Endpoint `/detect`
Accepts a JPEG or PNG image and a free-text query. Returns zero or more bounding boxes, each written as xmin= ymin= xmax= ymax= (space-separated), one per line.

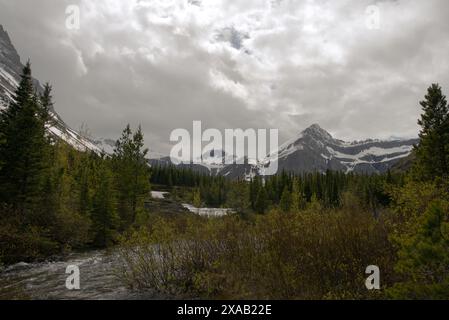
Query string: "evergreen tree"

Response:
xmin=112 ymin=125 xmax=151 ymax=228
xmin=39 ymin=83 xmax=53 ymax=125
xmin=414 ymin=84 xmax=449 ymax=181
xmin=255 ymin=187 xmax=268 ymax=214
xmin=308 ymin=193 xmax=322 ymax=212
xmin=388 ymin=200 xmax=449 ymax=299
xmin=290 ymin=177 xmax=302 ymax=212
xmin=0 ymin=61 xmax=49 ymax=213
xmin=279 ymin=186 xmax=291 ymax=212
xmin=226 ymin=181 xmax=250 ymax=213
xmin=250 ymin=176 xmax=262 ymax=210
xmin=91 ymin=159 xmax=118 ymax=247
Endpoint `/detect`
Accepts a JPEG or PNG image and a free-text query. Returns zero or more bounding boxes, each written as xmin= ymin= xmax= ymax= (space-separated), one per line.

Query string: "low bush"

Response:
xmin=118 ymin=203 xmax=397 ymax=299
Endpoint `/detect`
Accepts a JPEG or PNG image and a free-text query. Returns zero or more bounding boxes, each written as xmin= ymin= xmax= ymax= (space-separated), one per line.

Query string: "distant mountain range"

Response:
xmin=149 ymin=124 xmax=418 ymax=178
xmin=0 ymin=24 xmax=418 ymax=178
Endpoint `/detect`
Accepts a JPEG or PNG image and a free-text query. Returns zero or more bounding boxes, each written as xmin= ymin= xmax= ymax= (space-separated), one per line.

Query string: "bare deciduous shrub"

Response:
xmin=118 ymin=205 xmax=397 ymax=299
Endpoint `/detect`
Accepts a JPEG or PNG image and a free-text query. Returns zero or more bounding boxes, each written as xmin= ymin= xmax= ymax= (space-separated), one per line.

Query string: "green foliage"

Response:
xmin=386 ymin=84 xmax=449 ymax=299
xmin=225 ymin=181 xmax=250 ymax=214
xmin=0 ymin=63 xmax=151 ymax=263
xmin=255 ymin=186 xmax=268 ymax=214
xmin=90 ymin=157 xmax=119 ymax=247
xmin=0 ymin=62 xmax=49 ymax=214
xmin=385 ymin=175 xmax=449 ymax=299
xmin=39 ymin=83 xmax=54 ymax=126
xmin=0 ymin=212 xmax=59 ymax=264
xmin=119 ymin=203 xmax=396 ymax=299
xmin=193 ymin=188 xmax=202 ymax=208
xmin=290 ymin=177 xmax=302 ymax=212
xmin=279 ymin=186 xmax=291 ymax=212
xmin=413 ymin=83 xmax=449 ymax=181
xmin=112 ymin=125 xmax=151 ymax=229
xmin=45 ymin=143 xmax=91 ymax=249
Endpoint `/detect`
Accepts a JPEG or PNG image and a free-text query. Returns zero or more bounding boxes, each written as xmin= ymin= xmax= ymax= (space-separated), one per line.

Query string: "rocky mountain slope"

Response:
xmin=0 ymin=24 xmax=107 ymax=153
xmin=262 ymin=124 xmax=418 ymax=175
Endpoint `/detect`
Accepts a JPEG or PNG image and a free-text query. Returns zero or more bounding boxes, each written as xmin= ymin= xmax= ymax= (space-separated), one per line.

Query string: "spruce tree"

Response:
xmin=0 ymin=61 xmax=49 ymax=213
xmin=91 ymin=159 xmax=118 ymax=247
xmin=290 ymin=177 xmax=301 ymax=212
xmin=414 ymin=84 xmax=449 ymax=181
xmin=388 ymin=200 xmax=449 ymax=299
xmin=279 ymin=186 xmax=291 ymax=212
xmin=112 ymin=125 xmax=150 ymax=228
xmin=255 ymin=187 xmax=268 ymax=214
xmin=39 ymin=83 xmax=54 ymax=127
xmin=250 ymin=176 xmax=262 ymax=210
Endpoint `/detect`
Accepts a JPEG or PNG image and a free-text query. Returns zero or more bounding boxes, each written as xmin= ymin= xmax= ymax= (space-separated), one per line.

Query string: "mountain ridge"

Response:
xmin=149 ymin=123 xmax=418 ymax=178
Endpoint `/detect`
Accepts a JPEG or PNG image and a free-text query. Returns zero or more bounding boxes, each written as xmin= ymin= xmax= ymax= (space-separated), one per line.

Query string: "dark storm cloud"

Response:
xmin=1 ymin=0 xmax=448 ymax=153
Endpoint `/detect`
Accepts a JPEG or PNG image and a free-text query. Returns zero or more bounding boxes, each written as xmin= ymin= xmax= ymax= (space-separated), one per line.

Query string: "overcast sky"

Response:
xmin=1 ymin=0 xmax=449 ymax=153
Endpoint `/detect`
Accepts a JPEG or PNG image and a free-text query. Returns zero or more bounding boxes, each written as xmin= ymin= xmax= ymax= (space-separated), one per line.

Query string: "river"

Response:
xmin=0 ymin=192 xmax=230 ymax=300
xmin=0 ymin=249 xmax=160 ymax=300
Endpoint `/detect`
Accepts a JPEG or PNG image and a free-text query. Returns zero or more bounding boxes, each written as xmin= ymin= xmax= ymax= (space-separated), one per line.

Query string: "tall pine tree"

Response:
xmin=0 ymin=61 xmax=49 ymax=214
xmin=112 ymin=125 xmax=150 ymax=228
xmin=290 ymin=177 xmax=302 ymax=212
xmin=91 ymin=157 xmax=118 ymax=247
xmin=279 ymin=186 xmax=291 ymax=212
xmin=255 ymin=186 xmax=268 ymax=214
xmin=414 ymin=84 xmax=449 ymax=181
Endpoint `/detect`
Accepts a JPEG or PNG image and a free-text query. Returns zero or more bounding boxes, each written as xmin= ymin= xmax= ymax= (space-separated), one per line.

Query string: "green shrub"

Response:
xmin=118 ymin=203 xmax=397 ymax=299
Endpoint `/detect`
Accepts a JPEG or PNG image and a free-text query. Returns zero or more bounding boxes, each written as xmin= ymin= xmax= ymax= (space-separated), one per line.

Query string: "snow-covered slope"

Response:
xmin=0 ymin=24 xmax=107 ymax=154
xmin=262 ymin=124 xmax=418 ymax=174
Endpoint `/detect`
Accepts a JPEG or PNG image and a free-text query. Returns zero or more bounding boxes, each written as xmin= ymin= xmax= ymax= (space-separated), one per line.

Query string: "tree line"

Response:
xmin=0 ymin=62 xmax=150 ymax=264
xmin=152 ymin=163 xmax=401 ymax=216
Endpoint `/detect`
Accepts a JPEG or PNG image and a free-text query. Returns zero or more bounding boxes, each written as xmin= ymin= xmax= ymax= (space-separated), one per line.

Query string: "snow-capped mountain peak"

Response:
xmin=272 ymin=124 xmax=418 ymax=174
xmin=302 ymin=123 xmax=334 ymax=141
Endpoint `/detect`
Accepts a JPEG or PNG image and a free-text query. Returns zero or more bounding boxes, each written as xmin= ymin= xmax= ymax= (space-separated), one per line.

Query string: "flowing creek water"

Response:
xmin=0 ymin=192 xmax=232 ymax=299
xmin=0 ymin=249 xmax=160 ymax=300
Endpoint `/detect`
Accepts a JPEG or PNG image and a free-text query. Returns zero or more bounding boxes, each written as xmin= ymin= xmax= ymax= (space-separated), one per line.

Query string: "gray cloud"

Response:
xmin=1 ymin=0 xmax=448 ymax=153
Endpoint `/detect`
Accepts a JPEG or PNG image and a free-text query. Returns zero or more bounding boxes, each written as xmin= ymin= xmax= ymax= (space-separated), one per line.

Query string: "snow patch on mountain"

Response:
xmin=46 ymin=121 xmax=103 ymax=153
xmin=258 ymin=124 xmax=418 ymax=175
xmin=326 ymin=145 xmax=413 ymax=161
xmin=0 ymin=67 xmax=19 ymax=87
